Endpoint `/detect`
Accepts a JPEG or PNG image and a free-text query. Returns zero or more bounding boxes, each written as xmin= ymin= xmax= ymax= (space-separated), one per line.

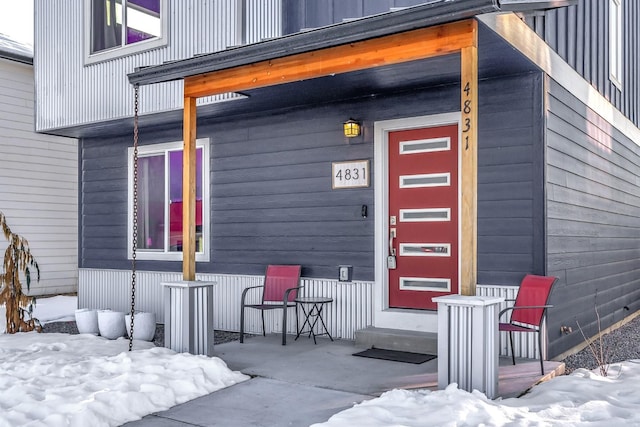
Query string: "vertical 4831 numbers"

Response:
xmin=462 ymin=81 xmax=472 ymax=150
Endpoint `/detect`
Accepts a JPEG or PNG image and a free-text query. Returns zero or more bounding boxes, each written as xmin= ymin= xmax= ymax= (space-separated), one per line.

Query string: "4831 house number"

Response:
xmin=332 ymin=160 xmax=370 ymax=189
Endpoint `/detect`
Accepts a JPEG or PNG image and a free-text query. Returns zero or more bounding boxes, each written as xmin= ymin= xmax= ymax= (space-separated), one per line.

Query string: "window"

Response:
xmin=86 ymin=0 xmax=168 ymax=63
xmin=127 ymin=139 xmax=210 ymax=261
xmin=610 ymin=0 xmax=622 ymax=88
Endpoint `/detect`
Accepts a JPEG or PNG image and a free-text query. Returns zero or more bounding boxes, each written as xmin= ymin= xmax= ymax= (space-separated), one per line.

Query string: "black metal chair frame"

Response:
xmin=239 ymin=266 xmax=302 ymax=346
xmin=499 ymin=303 xmax=553 ymax=376
xmin=498 ymin=275 xmax=558 ymax=376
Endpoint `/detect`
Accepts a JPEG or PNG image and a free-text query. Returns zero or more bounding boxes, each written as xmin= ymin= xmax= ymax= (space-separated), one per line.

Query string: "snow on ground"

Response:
xmin=0 ymin=296 xmax=248 ymax=427
xmin=0 ymin=295 xmax=76 ymax=333
xmin=2 ymin=296 xmax=640 ymax=426
xmin=312 ymin=361 xmax=640 ymax=427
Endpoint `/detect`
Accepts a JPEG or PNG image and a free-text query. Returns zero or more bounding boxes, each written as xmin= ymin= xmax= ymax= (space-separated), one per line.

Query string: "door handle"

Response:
xmin=389 ymin=228 xmax=396 ymax=256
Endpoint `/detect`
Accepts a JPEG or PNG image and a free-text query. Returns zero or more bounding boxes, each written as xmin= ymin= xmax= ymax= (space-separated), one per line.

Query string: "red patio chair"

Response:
xmin=240 ymin=265 xmax=302 ymax=346
xmin=498 ymin=274 xmax=558 ymax=375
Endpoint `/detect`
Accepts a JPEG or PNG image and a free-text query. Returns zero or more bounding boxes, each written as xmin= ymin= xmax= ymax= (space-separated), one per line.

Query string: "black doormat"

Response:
xmin=353 ymin=348 xmax=437 ymax=364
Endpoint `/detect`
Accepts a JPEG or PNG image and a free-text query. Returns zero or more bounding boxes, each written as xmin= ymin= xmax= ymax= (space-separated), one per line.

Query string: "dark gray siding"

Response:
xmin=478 ymin=72 xmax=546 ymax=285
xmin=545 ymin=78 xmax=640 ymax=357
xmin=80 ymin=73 xmax=542 ymax=282
xmin=80 ymin=137 xmax=129 ymax=265
xmin=524 ymin=0 xmax=640 ymax=127
xmin=207 ymin=109 xmax=375 ymax=279
xmin=282 ymin=0 xmax=429 ymax=33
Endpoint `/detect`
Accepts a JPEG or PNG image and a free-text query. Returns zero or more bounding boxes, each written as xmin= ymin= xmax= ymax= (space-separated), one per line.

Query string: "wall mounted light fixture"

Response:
xmin=343 ymin=119 xmax=361 ymax=138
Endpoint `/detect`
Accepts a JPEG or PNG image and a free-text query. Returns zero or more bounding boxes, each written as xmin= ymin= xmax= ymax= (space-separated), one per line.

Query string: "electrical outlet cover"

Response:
xmin=338 ymin=265 xmax=351 ymax=282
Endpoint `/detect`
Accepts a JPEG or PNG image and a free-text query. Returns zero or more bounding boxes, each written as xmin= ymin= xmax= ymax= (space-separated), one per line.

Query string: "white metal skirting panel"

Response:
xmin=437 ymin=299 xmax=500 ymax=398
xmin=79 ymin=269 xmax=373 ymax=340
xmin=164 ymin=282 xmax=214 ymax=355
xmin=476 ymin=284 xmax=545 ymax=359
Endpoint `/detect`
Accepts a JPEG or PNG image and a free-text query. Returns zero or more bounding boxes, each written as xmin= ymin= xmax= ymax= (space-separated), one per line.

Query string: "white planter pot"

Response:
xmin=125 ymin=312 xmax=156 ymax=341
xmin=75 ymin=309 xmax=99 ymax=335
xmin=97 ymin=310 xmax=126 ymax=340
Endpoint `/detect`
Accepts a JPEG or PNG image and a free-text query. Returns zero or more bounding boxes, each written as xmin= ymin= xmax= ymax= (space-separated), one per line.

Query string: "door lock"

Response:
xmin=387 ymin=228 xmax=397 ymax=269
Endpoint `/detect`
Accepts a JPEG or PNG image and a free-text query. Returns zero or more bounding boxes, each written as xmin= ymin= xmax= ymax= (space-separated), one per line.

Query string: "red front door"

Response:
xmin=388 ymin=124 xmax=459 ymax=310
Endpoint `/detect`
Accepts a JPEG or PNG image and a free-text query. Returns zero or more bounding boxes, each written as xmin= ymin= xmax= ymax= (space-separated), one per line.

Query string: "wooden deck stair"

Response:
xmin=354 ymin=326 xmax=438 ymax=355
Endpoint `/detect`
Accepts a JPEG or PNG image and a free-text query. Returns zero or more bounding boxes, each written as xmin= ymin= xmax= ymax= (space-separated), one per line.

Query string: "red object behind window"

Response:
xmin=169 ymin=200 xmax=202 ymax=247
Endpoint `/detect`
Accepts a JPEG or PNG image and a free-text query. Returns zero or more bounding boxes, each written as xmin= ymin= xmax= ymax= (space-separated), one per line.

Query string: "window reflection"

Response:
xmin=91 ymin=0 xmax=161 ymax=54
xmin=168 ymin=149 xmax=203 ymax=252
xmin=135 ymin=148 xmax=203 ymax=254
xmin=137 ymin=154 xmax=164 ymax=250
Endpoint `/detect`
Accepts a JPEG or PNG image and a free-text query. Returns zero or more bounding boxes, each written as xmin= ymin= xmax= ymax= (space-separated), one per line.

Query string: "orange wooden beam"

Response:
xmin=182 ymin=96 xmax=197 ymax=281
xmin=184 ymin=20 xmax=476 ymax=98
xmin=460 ymin=20 xmax=478 ymax=296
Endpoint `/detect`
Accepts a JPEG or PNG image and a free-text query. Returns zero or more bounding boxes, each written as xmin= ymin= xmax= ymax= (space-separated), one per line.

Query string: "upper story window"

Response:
xmin=609 ymin=0 xmax=622 ymax=89
xmin=127 ymin=139 xmax=210 ymax=262
xmin=86 ymin=0 xmax=168 ymax=64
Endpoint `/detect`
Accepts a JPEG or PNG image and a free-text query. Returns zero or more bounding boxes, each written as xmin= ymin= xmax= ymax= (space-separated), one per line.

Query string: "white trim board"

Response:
xmin=478 ymin=12 xmax=640 ymax=146
xmin=83 ymin=0 xmax=170 ymax=65
xmin=373 ymin=112 xmax=461 ymax=334
xmin=126 ymin=138 xmax=211 ymax=262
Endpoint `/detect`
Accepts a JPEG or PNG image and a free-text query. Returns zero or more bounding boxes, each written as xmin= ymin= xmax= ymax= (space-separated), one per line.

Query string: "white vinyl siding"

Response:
xmin=35 ymin=0 xmax=282 ymax=132
xmin=0 ymin=58 xmax=78 ymax=296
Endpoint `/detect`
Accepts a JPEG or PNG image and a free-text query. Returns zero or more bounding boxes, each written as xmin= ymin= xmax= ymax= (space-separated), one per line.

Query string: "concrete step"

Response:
xmin=354 ymin=326 xmax=438 ymax=355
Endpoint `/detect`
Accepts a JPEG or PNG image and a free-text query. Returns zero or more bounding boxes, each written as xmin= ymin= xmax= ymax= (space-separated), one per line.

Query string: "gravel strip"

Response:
xmin=41 ymin=321 xmax=246 ymax=347
xmin=561 ymin=314 xmax=640 ymax=374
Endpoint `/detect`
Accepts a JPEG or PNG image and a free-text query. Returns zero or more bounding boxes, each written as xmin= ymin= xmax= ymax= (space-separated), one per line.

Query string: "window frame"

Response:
xmin=84 ymin=0 xmax=169 ymax=65
xmin=127 ymin=138 xmax=210 ymax=262
xmin=609 ymin=0 xmax=622 ymax=89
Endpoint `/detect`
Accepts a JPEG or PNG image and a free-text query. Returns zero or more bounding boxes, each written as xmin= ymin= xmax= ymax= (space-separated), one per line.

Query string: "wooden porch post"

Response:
xmin=182 ymin=96 xmax=197 ymax=281
xmin=460 ymin=21 xmax=478 ymax=296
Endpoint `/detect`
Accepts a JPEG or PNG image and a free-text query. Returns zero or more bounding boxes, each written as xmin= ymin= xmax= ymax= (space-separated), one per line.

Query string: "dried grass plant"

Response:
xmin=0 ymin=211 xmax=41 ymax=333
xmin=575 ymin=303 xmax=611 ymax=377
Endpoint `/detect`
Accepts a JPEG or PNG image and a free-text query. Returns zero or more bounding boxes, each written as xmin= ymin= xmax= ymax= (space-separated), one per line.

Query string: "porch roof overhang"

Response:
xmin=122 ymin=0 xmax=574 ymax=284
xmin=118 ymin=0 xmax=564 ymax=137
xmin=127 ymin=0 xmax=574 ymax=88
xmin=128 ymin=0 xmax=499 ymax=86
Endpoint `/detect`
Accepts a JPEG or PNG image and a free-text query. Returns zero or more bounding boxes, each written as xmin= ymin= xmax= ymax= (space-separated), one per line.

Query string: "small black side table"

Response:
xmin=294 ymin=297 xmax=334 ymax=344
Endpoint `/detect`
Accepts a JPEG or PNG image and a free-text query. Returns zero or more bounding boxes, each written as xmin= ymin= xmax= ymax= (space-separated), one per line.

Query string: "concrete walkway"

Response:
xmin=124 ymin=334 xmax=564 ymax=427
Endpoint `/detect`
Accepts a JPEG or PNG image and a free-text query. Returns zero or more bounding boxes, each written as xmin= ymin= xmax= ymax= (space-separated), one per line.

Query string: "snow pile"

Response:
xmin=3 ymin=295 xmax=640 ymax=426
xmin=313 ymin=360 xmax=640 ymax=426
xmin=0 ymin=294 xmax=247 ymax=426
xmin=0 ymin=333 xmax=249 ymax=426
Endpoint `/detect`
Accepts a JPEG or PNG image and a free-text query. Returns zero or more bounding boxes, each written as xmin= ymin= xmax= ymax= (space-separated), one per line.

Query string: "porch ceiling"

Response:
xmin=193 ymin=22 xmax=537 ymax=119
xmin=67 ymin=12 xmax=537 ymax=139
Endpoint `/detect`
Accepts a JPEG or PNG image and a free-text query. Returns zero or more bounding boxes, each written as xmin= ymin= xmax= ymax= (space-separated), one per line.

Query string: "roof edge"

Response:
xmin=128 ymin=0 xmax=500 ymax=86
xmin=0 ymin=50 xmax=33 ymax=65
xmin=498 ymin=0 xmax=578 ymax=12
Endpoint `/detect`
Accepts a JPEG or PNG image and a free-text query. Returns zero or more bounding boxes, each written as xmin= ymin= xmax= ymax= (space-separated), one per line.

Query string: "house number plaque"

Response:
xmin=332 ymin=160 xmax=370 ymax=189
